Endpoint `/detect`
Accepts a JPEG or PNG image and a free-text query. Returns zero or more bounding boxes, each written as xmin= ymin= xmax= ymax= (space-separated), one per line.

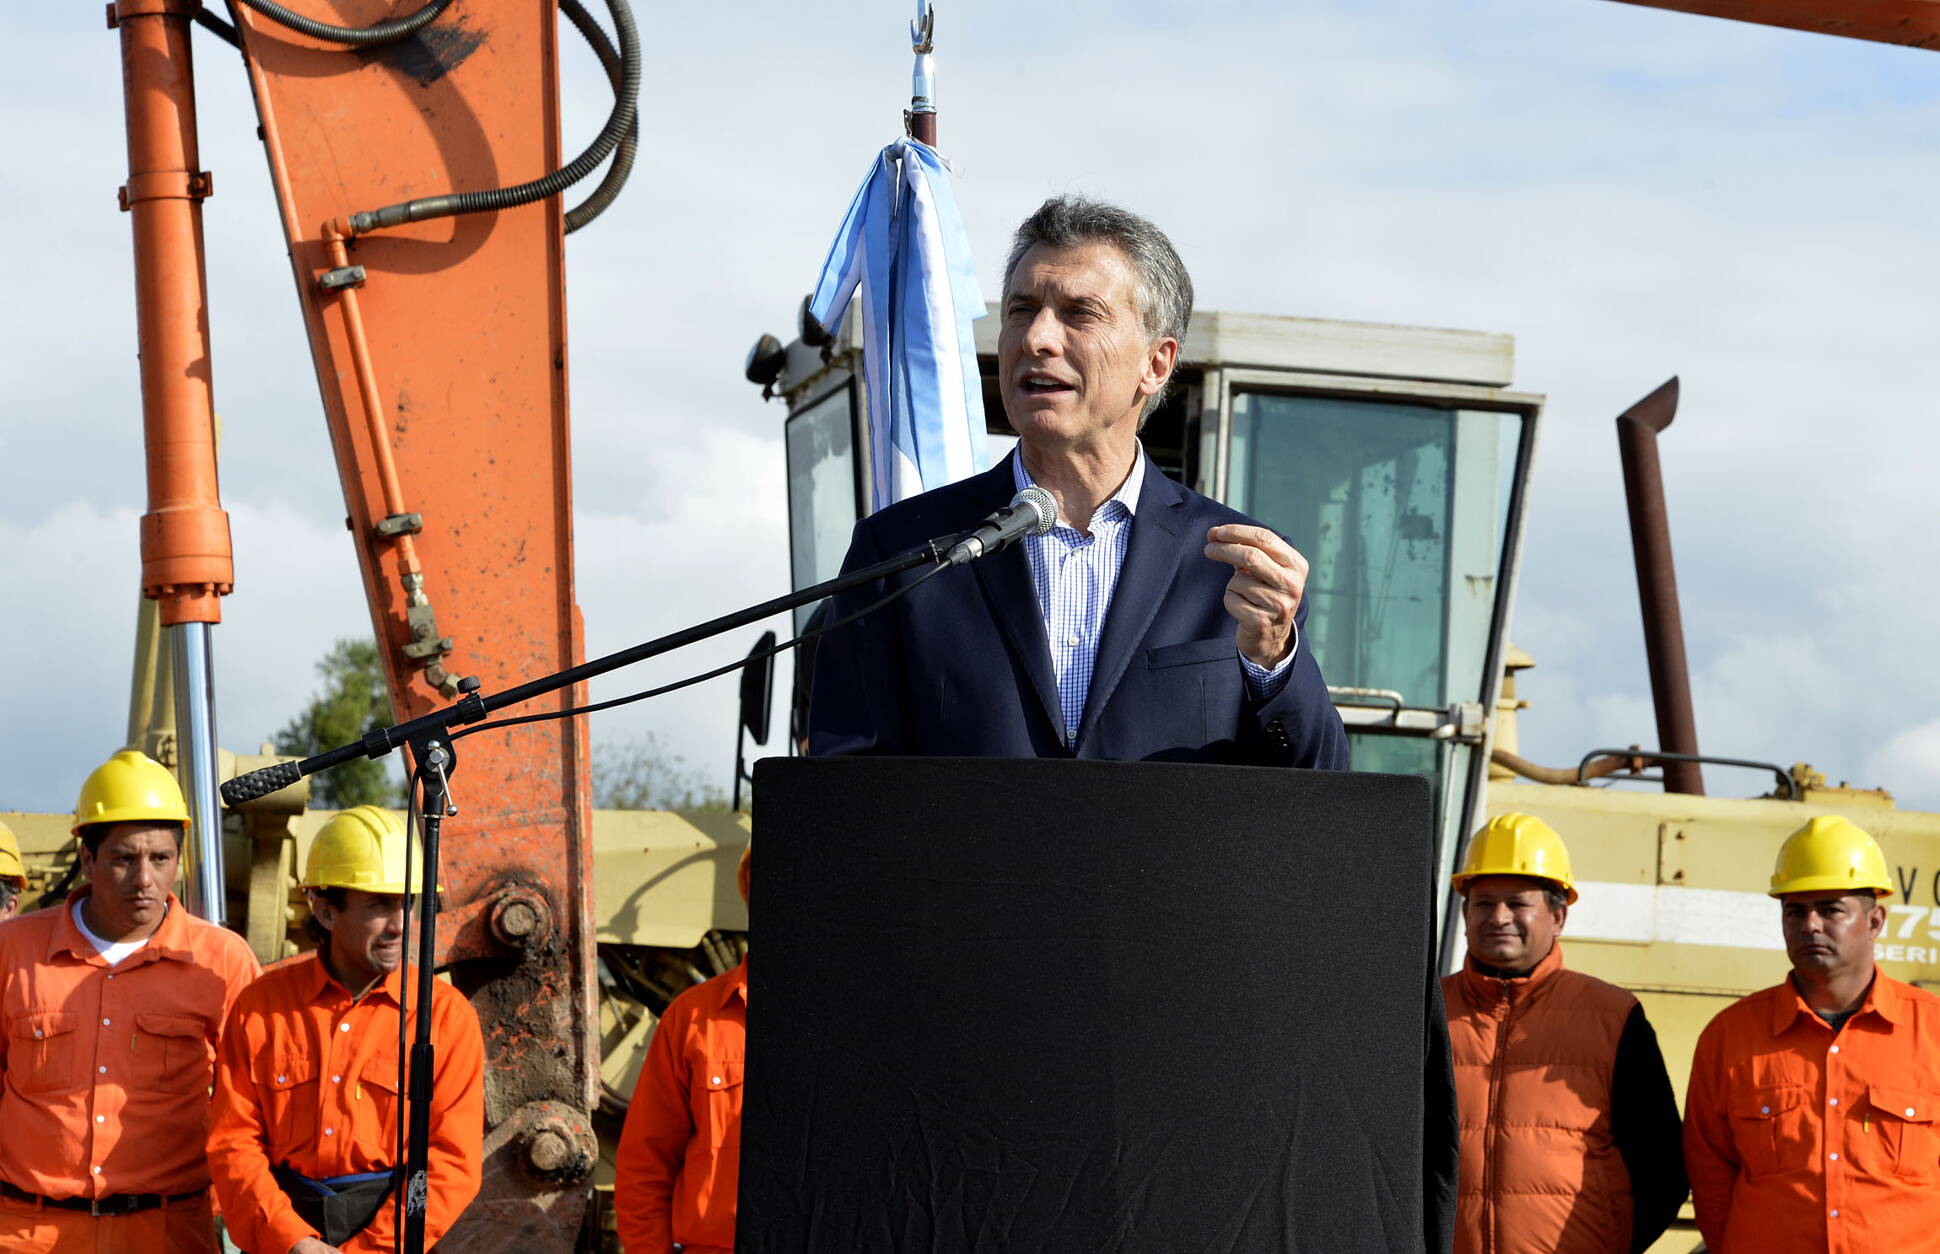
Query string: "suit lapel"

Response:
xmin=1077 ymin=458 xmax=1187 ymax=747
xmin=968 ymin=455 xmax=1065 ymax=742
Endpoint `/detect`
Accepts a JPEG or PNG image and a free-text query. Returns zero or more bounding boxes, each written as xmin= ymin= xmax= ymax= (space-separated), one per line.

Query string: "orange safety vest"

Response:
xmin=1442 ymin=942 xmax=1636 ymax=1254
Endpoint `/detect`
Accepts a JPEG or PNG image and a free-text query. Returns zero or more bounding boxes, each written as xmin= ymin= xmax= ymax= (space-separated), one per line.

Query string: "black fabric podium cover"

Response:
xmin=741 ymin=757 xmax=1454 ymax=1254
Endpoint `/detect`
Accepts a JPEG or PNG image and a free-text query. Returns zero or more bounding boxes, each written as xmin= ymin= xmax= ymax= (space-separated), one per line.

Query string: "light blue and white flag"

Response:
xmin=807 ymin=137 xmax=987 ymax=513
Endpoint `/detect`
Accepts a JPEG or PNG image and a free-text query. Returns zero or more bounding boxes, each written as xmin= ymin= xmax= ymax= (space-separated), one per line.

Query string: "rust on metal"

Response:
xmin=1489 ymin=748 xmax=1641 ymax=787
xmin=1615 ymin=378 xmax=1704 ymax=795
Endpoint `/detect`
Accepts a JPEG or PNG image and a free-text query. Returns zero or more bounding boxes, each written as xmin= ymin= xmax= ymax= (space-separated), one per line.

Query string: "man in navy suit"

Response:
xmin=809 ymin=195 xmax=1348 ymax=769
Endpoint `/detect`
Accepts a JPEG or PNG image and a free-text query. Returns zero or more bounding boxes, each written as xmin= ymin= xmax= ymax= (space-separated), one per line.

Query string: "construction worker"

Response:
xmin=1684 ymin=814 xmax=1940 ymax=1253
xmin=0 ymin=749 xmax=261 ymax=1252
xmin=614 ymin=844 xmax=751 ymax=1254
xmin=1443 ymin=813 xmax=1686 ymax=1254
xmin=207 ymin=805 xmax=485 ymax=1254
xmin=0 ymin=818 xmax=29 ymax=921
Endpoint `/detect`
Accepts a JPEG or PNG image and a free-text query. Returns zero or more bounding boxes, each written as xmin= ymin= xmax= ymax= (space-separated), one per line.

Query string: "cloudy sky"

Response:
xmin=4 ymin=0 xmax=1937 ymax=818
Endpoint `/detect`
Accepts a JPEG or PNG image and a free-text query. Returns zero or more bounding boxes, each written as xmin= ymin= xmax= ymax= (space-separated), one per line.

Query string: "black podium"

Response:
xmin=739 ymin=757 xmax=1454 ymax=1254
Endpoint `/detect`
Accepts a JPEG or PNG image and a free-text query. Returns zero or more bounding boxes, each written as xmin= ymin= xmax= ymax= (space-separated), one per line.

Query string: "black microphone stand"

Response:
xmin=222 ymin=531 xmax=961 ymax=1254
xmin=399 ymin=737 xmax=451 ymax=1253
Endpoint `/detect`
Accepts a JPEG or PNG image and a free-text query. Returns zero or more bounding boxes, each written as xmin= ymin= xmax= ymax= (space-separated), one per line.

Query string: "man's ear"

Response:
xmin=1138 ymin=336 xmax=1179 ymax=397
xmin=1553 ymin=902 xmax=1569 ymax=935
xmin=307 ymin=889 xmax=336 ymax=934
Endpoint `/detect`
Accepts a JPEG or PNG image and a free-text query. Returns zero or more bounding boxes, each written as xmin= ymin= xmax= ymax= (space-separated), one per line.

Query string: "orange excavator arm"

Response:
xmin=209 ymin=0 xmax=631 ymax=1243
xmin=1604 ymin=0 xmax=1940 ymax=49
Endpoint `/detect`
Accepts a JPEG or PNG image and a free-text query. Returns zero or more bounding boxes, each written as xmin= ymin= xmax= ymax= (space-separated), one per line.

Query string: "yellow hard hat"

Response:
xmin=1452 ymin=812 xmax=1578 ymax=904
xmin=1769 ymin=815 xmax=1892 ymax=899
xmin=0 ymin=820 xmax=25 ymax=890
xmin=302 ymin=806 xmax=441 ymax=894
xmin=73 ymin=750 xmax=190 ymax=836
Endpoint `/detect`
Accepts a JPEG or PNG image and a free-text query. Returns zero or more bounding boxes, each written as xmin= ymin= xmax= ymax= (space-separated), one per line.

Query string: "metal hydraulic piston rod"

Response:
xmin=112 ymin=0 xmax=234 ymax=918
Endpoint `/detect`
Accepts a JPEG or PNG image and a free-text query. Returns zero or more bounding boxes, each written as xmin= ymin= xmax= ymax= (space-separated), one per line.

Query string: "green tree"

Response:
xmin=594 ymin=732 xmax=730 ymax=812
xmin=273 ymin=638 xmax=402 ymax=809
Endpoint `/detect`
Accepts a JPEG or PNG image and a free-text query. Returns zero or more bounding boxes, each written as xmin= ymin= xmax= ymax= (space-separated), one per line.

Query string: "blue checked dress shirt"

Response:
xmin=1013 ymin=451 xmax=1295 ymax=748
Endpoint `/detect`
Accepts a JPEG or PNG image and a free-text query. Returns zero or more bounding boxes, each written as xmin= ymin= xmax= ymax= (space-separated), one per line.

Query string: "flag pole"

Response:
xmin=907 ymin=0 xmax=937 ymax=146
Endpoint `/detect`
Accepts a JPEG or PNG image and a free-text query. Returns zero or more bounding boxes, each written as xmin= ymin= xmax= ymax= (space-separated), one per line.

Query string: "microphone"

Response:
xmin=943 ymin=487 xmax=1058 ymax=566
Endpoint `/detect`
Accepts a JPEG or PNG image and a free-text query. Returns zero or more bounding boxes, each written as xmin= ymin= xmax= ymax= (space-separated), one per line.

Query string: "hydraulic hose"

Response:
xmin=346 ymin=0 xmax=639 ymax=235
xmin=230 ymin=0 xmax=454 ymax=47
xmin=558 ymin=0 xmax=638 ymax=233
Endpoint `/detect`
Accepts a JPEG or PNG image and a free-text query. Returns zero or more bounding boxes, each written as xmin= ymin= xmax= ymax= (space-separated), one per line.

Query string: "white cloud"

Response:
xmin=1872 ymin=721 xmax=1940 ymax=804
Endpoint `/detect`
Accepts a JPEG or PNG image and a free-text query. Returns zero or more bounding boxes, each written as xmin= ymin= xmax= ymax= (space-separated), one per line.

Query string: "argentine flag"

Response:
xmin=807 ymin=138 xmax=987 ymax=512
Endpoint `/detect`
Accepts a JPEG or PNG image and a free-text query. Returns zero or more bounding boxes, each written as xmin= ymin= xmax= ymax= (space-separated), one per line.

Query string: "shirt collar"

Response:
xmin=1010 ymin=444 xmax=1145 ymax=521
xmin=50 ymin=886 xmax=192 ymax=965
xmin=1458 ymin=938 xmax=1566 ymax=1007
xmin=716 ymin=956 xmax=749 ymax=1009
xmin=1774 ymin=966 xmax=1902 ymax=1034
xmin=305 ymin=948 xmax=409 ymax=1008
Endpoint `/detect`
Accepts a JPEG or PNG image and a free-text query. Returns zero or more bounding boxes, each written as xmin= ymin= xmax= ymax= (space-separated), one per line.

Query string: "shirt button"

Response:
xmin=1831 ymin=1045 xmax=1841 ymax=1054
xmin=1909 ymin=1107 xmax=1919 ymax=1117
xmin=91 ymin=1167 xmax=101 ymax=1176
xmin=1831 ymin=1210 xmax=1841 ymax=1219
xmin=32 ymin=1029 xmax=42 ymax=1039
xmin=711 ymin=1075 xmax=722 ymax=1086
xmin=333 ymin=1076 xmax=342 ymax=1084
xmin=1829 ymin=1152 xmax=1839 ymax=1161
xmin=101 ymin=1018 xmax=111 ymax=1027
xmin=1829 ymin=1098 xmax=1839 ymax=1107
xmin=339 ymin=1023 xmax=350 ymax=1033
xmin=277 ymin=1075 xmax=287 ymax=1084
xmin=97 ymin=1066 xmax=106 ymax=1075
xmin=106 ymin=974 xmax=114 ymax=981
xmin=1066 ymin=634 xmax=1080 ymax=647
xmin=1761 ymin=1105 xmax=1771 ymax=1114
xmin=324 ymin=1128 xmax=335 ymax=1137
xmin=95 ymin=1115 xmax=105 ymax=1124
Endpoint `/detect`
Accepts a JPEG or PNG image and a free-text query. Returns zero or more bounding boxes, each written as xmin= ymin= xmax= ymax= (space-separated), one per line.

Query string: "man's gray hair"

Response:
xmin=1003 ymin=195 xmax=1193 ymax=420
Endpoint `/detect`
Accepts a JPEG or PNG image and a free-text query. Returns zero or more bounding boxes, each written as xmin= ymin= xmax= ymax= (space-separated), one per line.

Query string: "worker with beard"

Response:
xmin=0 ymin=750 xmax=260 ymax=1253
xmin=207 ymin=805 xmax=484 ymax=1254
xmin=1685 ymin=815 xmax=1940 ymax=1254
xmin=1442 ymin=813 xmax=1686 ymax=1254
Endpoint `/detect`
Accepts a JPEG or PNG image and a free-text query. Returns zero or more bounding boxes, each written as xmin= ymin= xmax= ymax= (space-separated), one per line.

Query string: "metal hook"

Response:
xmin=910 ymin=0 xmax=934 ymax=54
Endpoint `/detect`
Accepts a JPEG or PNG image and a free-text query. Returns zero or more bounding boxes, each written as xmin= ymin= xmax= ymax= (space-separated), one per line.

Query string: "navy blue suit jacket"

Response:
xmin=808 ymin=453 xmax=1350 ymax=768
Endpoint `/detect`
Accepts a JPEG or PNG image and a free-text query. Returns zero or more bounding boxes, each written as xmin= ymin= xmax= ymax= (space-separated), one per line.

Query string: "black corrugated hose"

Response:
xmin=557 ymin=0 xmax=638 ymax=233
xmin=347 ymin=0 xmax=639 ymax=235
xmin=230 ymin=0 xmax=455 ymax=47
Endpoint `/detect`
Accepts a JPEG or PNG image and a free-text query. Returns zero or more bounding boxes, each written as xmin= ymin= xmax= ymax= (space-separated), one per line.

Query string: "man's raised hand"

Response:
xmin=1204 ymin=523 xmax=1308 ymax=670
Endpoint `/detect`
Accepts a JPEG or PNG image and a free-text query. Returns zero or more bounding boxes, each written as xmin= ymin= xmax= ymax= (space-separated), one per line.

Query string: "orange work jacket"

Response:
xmin=1443 ymin=942 xmax=1637 ymax=1254
xmin=0 ymin=888 xmax=260 ymax=1199
xmin=1684 ymin=968 xmax=1940 ymax=1254
xmin=614 ymin=958 xmax=747 ymax=1254
xmin=207 ymin=952 xmax=485 ymax=1254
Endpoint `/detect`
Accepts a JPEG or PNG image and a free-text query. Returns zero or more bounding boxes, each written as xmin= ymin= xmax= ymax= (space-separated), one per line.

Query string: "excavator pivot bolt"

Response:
xmin=489 ymin=885 xmax=553 ymax=951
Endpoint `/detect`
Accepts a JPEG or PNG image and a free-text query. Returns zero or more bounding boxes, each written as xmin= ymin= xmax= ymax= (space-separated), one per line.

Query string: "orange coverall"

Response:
xmin=207 ymin=952 xmax=485 ymax=1254
xmin=1684 ymin=968 xmax=1940 ymax=1253
xmin=614 ymin=959 xmax=747 ymax=1254
xmin=0 ymin=888 xmax=260 ymax=1253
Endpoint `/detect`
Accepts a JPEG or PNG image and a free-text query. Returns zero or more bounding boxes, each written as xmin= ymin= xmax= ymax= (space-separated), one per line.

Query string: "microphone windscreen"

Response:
xmin=1013 ymin=485 xmax=1058 ymax=536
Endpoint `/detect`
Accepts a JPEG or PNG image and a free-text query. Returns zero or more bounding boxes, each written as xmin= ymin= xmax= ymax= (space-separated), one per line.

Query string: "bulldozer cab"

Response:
xmin=769 ymin=307 xmax=1541 ymax=932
